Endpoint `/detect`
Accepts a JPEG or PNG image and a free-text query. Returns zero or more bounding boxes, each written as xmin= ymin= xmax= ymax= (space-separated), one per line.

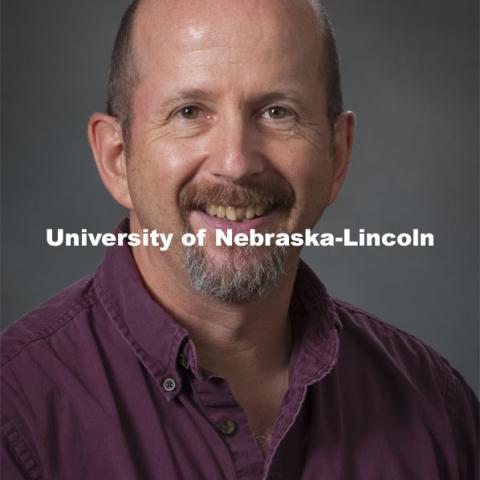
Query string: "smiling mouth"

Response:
xmin=202 ymin=204 xmax=270 ymax=222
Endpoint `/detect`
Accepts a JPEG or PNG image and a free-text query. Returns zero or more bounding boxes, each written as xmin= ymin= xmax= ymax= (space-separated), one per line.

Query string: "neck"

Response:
xmin=131 ymin=228 xmax=299 ymax=379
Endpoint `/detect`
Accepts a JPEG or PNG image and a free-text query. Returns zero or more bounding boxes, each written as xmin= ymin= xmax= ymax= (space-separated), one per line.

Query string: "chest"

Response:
xmin=20 ymin=335 xmax=460 ymax=480
xmin=34 ymin=368 xmax=457 ymax=480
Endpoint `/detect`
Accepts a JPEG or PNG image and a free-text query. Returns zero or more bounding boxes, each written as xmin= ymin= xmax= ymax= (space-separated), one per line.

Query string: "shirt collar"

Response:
xmin=95 ymin=218 xmax=343 ymax=399
xmin=95 ymin=218 xmax=189 ymax=401
xmin=288 ymin=260 xmax=343 ymax=388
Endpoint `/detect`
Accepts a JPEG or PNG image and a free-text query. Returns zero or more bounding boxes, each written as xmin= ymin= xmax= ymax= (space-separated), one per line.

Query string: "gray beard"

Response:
xmin=184 ymin=243 xmax=287 ymax=303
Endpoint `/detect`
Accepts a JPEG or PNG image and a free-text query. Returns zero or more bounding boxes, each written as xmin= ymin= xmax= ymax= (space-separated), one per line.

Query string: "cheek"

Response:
xmin=126 ymin=139 xmax=202 ymax=228
xmin=273 ymin=141 xmax=335 ymax=223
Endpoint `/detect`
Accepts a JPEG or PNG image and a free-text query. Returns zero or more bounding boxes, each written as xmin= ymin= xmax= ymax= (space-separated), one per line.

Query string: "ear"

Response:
xmin=88 ymin=112 xmax=133 ymax=209
xmin=328 ymin=111 xmax=356 ymax=205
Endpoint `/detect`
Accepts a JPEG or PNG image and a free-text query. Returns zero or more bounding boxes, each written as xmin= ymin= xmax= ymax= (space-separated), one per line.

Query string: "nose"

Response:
xmin=206 ymin=114 xmax=265 ymax=183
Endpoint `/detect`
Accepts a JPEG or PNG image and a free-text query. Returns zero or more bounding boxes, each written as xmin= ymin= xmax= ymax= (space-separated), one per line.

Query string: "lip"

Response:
xmin=189 ymin=209 xmax=278 ymax=234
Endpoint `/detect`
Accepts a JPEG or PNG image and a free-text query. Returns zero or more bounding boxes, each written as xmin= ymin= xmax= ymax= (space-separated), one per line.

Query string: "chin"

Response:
xmin=183 ymin=243 xmax=287 ymax=303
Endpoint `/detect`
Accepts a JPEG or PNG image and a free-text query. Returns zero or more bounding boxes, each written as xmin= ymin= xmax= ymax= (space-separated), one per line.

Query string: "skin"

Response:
xmin=88 ymin=0 xmax=355 ymax=453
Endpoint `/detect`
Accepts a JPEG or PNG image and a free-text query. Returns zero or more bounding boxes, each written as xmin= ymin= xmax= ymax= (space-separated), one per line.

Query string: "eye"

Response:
xmin=177 ymin=105 xmax=202 ymax=120
xmin=261 ymin=106 xmax=293 ymax=120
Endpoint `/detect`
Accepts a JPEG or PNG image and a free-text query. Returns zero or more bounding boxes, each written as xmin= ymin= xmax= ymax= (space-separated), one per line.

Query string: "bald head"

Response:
xmin=106 ymin=0 xmax=343 ymax=138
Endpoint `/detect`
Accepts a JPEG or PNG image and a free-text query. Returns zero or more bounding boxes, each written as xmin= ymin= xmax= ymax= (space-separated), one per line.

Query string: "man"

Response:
xmin=1 ymin=0 xmax=478 ymax=478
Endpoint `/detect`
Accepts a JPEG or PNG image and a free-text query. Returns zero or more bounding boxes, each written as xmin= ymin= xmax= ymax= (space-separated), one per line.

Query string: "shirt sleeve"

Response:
xmin=445 ymin=367 xmax=479 ymax=479
xmin=1 ymin=414 xmax=43 ymax=480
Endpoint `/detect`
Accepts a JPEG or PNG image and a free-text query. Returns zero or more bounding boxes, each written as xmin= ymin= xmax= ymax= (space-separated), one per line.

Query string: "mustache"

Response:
xmin=179 ymin=176 xmax=295 ymax=215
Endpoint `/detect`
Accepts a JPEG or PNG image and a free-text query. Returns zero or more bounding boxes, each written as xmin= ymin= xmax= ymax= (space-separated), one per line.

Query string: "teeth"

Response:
xmin=207 ymin=204 xmax=217 ymax=216
xmin=217 ymin=206 xmax=226 ymax=218
xmin=236 ymin=207 xmax=245 ymax=219
xmin=226 ymin=206 xmax=237 ymax=221
xmin=255 ymin=204 xmax=266 ymax=216
xmin=245 ymin=206 xmax=256 ymax=219
xmin=204 ymin=204 xmax=268 ymax=221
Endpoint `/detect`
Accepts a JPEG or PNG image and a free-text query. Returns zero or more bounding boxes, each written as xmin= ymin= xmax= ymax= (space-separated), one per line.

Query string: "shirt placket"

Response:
xmin=189 ymin=372 xmax=265 ymax=480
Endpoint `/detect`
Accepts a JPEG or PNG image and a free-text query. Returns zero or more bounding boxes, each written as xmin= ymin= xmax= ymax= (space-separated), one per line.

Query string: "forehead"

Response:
xmin=132 ymin=0 xmax=325 ymax=88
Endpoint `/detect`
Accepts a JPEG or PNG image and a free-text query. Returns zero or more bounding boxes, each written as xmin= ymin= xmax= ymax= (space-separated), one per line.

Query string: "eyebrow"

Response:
xmin=250 ymin=90 xmax=309 ymax=110
xmin=159 ymin=89 xmax=219 ymax=110
xmin=158 ymin=87 xmax=310 ymax=112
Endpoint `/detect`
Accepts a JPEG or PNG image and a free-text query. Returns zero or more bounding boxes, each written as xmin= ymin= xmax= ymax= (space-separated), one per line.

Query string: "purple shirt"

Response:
xmin=2 ymin=220 xmax=478 ymax=479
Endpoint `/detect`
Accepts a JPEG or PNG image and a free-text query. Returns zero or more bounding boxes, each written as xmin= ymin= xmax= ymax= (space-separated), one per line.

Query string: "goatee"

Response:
xmin=184 ymin=242 xmax=287 ymax=303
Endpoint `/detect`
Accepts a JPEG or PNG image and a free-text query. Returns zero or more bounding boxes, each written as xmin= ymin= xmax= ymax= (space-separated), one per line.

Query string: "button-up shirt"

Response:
xmin=1 ymin=220 xmax=478 ymax=479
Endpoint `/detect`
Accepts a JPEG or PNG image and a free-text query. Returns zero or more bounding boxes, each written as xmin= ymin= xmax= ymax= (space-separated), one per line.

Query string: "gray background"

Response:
xmin=2 ymin=0 xmax=478 ymax=393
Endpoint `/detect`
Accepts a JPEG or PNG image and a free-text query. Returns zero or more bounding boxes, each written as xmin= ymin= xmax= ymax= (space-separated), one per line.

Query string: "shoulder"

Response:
xmin=332 ymin=298 xmax=459 ymax=395
xmin=1 ymin=274 xmax=98 ymax=367
xmin=327 ymin=298 xmax=478 ymax=476
xmin=331 ymin=297 xmax=478 ymax=425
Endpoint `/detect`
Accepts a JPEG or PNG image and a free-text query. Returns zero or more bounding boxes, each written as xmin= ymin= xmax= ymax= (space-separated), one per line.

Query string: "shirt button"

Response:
xmin=162 ymin=378 xmax=177 ymax=392
xmin=217 ymin=419 xmax=237 ymax=436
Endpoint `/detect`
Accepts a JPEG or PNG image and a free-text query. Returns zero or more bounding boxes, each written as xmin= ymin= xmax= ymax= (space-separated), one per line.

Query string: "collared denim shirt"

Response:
xmin=1 ymin=221 xmax=478 ymax=479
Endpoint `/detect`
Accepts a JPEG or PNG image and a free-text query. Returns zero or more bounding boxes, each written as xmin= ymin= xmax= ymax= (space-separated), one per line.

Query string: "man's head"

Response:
xmin=88 ymin=0 xmax=354 ymax=303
